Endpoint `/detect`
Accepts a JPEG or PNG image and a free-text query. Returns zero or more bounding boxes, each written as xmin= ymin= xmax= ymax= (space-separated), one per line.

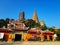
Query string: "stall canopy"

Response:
xmin=0 ymin=33 xmax=4 ymax=39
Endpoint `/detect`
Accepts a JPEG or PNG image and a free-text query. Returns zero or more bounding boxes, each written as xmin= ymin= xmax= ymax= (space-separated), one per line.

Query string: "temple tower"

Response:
xmin=40 ymin=20 xmax=45 ymax=26
xmin=19 ymin=11 xmax=25 ymax=20
xmin=32 ymin=10 xmax=38 ymax=23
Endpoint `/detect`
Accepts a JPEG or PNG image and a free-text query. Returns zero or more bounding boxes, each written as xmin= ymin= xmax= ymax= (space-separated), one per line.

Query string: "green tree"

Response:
xmin=11 ymin=19 xmax=14 ymax=21
xmin=0 ymin=18 xmax=15 ymax=28
xmin=56 ymin=33 xmax=60 ymax=41
xmin=48 ymin=27 xmax=55 ymax=33
xmin=34 ymin=23 xmax=40 ymax=28
xmin=25 ymin=19 xmax=40 ymax=29
xmin=40 ymin=24 xmax=47 ymax=30
xmin=0 ymin=19 xmax=6 ymax=28
xmin=5 ymin=18 xmax=10 ymax=28
xmin=5 ymin=18 xmax=10 ymax=23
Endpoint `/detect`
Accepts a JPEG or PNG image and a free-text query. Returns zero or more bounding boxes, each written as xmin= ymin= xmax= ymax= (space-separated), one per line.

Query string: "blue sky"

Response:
xmin=0 ymin=0 xmax=60 ymax=28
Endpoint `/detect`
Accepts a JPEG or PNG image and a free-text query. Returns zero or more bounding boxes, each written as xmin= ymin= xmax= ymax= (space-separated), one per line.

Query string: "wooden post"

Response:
xmin=47 ymin=35 xmax=50 ymax=41
xmin=41 ymin=34 xmax=44 ymax=41
xmin=52 ymin=35 xmax=54 ymax=41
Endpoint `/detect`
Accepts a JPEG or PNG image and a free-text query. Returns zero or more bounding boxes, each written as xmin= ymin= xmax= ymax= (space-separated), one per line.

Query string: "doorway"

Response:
xmin=50 ymin=36 xmax=52 ymax=41
xmin=15 ymin=34 xmax=22 ymax=41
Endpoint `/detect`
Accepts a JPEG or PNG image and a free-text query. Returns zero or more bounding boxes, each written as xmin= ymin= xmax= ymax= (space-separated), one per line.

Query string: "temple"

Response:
xmin=0 ymin=10 xmax=55 ymax=42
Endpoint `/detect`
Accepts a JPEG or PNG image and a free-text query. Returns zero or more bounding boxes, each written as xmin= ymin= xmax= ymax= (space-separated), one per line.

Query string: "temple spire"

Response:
xmin=32 ymin=10 xmax=39 ymax=23
xmin=19 ymin=11 xmax=25 ymax=20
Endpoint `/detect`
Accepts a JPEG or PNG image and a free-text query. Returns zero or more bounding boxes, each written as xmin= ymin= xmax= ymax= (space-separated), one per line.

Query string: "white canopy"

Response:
xmin=0 ymin=33 xmax=4 ymax=39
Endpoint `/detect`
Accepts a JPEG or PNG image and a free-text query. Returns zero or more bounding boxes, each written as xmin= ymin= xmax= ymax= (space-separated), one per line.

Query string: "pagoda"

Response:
xmin=32 ymin=10 xmax=39 ymax=23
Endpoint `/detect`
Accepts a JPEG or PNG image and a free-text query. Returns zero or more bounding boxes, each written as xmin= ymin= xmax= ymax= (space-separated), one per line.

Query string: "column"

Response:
xmin=41 ymin=34 xmax=44 ymax=41
xmin=7 ymin=34 xmax=13 ymax=42
xmin=47 ymin=35 xmax=50 ymax=41
xmin=52 ymin=35 xmax=54 ymax=41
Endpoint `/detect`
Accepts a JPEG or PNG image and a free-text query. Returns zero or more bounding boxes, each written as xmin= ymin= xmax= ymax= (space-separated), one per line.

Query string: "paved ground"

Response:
xmin=0 ymin=41 xmax=60 ymax=45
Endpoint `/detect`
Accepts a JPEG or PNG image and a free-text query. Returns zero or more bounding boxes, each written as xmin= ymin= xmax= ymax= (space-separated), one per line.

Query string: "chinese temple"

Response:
xmin=0 ymin=10 xmax=55 ymax=42
xmin=26 ymin=28 xmax=54 ymax=41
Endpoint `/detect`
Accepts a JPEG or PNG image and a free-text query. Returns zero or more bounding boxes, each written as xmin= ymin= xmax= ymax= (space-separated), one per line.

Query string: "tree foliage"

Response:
xmin=0 ymin=18 xmax=14 ymax=28
xmin=0 ymin=19 xmax=6 ymax=28
xmin=25 ymin=19 xmax=40 ymax=29
xmin=40 ymin=24 xmax=47 ymax=30
xmin=56 ymin=33 xmax=60 ymax=41
xmin=48 ymin=27 xmax=55 ymax=33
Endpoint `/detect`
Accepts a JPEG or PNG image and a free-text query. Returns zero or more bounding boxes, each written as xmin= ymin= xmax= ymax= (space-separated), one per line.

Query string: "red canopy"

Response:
xmin=43 ymin=30 xmax=54 ymax=35
xmin=28 ymin=28 xmax=42 ymax=34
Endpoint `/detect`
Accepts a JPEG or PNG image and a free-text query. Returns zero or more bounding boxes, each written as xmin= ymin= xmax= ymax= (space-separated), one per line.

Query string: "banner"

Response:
xmin=0 ymin=33 xmax=4 ymax=39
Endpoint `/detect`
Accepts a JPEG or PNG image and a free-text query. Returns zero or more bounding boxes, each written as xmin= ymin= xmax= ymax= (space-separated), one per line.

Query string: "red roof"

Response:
xmin=43 ymin=30 xmax=54 ymax=35
xmin=0 ymin=28 xmax=12 ymax=33
xmin=28 ymin=28 xmax=42 ymax=34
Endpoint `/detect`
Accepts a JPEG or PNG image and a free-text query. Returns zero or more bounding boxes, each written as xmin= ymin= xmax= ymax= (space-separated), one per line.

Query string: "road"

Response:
xmin=0 ymin=41 xmax=60 ymax=45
